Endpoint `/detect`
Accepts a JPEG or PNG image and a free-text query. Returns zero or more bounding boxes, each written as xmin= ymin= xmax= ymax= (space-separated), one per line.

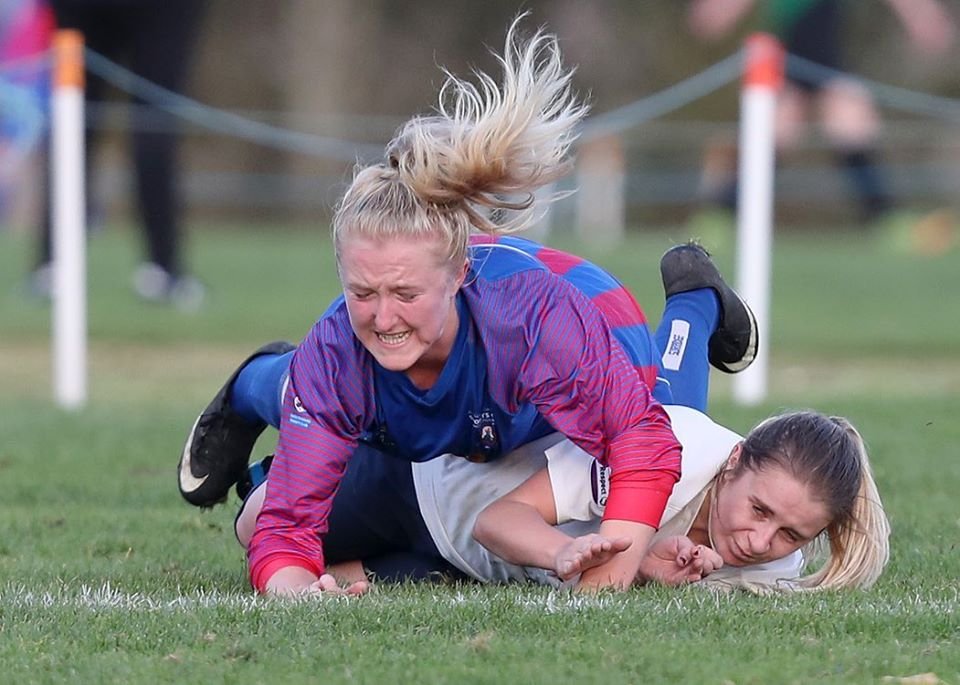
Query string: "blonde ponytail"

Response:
xmin=796 ymin=419 xmax=890 ymax=590
xmin=333 ymin=14 xmax=588 ymax=265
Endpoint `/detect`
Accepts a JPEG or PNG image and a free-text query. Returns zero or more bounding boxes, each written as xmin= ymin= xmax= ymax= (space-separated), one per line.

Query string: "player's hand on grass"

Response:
xmin=265 ymin=566 xmax=370 ymax=597
xmin=637 ymin=535 xmax=723 ymax=586
xmin=555 ymin=533 xmax=632 ymax=581
xmin=307 ymin=573 xmax=370 ymax=596
xmin=575 ymin=520 xmax=656 ymax=592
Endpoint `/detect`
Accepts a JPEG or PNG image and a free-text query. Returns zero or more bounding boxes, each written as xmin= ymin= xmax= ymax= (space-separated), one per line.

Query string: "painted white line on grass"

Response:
xmin=2 ymin=582 xmax=957 ymax=614
xmin=1 ymin=583 xmax=264 ymax=612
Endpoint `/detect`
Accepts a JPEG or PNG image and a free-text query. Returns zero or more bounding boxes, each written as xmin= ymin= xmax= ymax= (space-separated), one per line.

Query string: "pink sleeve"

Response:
xmin=513 ymin=277 xmax=682 ymax=528
xmin=246 ymin=317 xmax=372 ymax=586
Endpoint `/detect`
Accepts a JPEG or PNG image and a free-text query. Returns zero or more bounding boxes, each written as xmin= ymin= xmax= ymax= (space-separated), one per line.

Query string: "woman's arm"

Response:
xmin=473 ymin=469 xmax=570 ymax=571
xmin=247 ymin=326 xmax=370 ymax=593
xmin=473 ymin=468 xmax=632 ymax=581
xmin=236 ymin=483 xmax=373 ymax=596
xmin=575 ymin=520 xmax=654 ymax=590
xmin=473 ymin=461 xmax=723 ymax=588
xmin=514 ymin=280 xmax=681 ymax=588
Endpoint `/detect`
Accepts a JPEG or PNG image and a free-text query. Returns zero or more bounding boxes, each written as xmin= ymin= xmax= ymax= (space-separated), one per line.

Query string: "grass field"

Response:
xmin=1 ymin=224 xmax=958 ymax=684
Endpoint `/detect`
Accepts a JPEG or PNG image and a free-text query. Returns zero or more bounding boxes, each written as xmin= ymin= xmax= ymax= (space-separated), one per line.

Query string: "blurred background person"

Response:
xmin=0 ymin=0 xmax=53 ymax=229
xmin=28 ymin=0 xmax=208 ymax=310
xmin=686 ymin=0 xmax=956 ymax=239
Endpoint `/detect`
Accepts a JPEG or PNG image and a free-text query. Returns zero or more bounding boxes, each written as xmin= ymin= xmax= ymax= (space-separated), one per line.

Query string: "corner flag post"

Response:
xmin=51 ymin=29 xmax=87 ymax=409
xmin=733 ymin=33 xmax=783 ymax=406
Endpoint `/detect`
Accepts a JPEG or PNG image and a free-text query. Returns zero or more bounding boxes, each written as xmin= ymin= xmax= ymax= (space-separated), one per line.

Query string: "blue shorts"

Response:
xmin=240 ymin=445 xmax=466 ymax=582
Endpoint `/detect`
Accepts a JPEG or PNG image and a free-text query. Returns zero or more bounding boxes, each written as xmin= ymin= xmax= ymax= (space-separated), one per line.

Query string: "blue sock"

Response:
xmin=653 ymin=289 xmax=718 ymax=412
xmin=246 ymin=456 xmax=272 ymax=491
xmin=231 ymin=351 xmax=293 ymax=429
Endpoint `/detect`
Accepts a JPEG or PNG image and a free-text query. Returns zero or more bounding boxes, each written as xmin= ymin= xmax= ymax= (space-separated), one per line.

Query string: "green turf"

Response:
xmin=1 ymin=224 xmax=958 ymax=684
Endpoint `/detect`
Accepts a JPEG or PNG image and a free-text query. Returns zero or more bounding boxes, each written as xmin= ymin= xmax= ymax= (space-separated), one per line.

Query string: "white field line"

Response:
xmin=1 ymin=582 xmax=957 ymax=615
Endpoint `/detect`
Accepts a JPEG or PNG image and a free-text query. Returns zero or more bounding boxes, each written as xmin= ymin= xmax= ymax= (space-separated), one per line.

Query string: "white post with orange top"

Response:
xmin=733 ymin=34 xmax=783 ymax=406
xmin=51 ymin=29 xmax=87 ymax=409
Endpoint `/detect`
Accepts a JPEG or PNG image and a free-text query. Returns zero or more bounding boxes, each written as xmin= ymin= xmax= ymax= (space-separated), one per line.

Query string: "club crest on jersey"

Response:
xmin=360 ymin=421 xmax=398 ymax=455
xmin=466 ymin=409 xmax=500 ymax=463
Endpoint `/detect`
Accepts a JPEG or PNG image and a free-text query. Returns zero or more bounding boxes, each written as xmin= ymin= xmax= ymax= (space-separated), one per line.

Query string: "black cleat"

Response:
xmin=178 ymin=341 xmax=295 ymax=507
xmin=660 ymin=243 xmax=758 ymax=374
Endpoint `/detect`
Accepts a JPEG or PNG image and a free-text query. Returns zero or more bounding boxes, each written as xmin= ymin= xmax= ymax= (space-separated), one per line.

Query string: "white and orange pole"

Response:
xmin=51 ymin=29 xmax=87 ymax=409
xmin=733 ymin=33 xmax=783 ymax=406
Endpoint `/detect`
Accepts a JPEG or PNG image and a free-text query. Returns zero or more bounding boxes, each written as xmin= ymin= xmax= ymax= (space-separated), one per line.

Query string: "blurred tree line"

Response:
xmin=191 ymin=1 xmax=957 ymax=126
xmin=77 ymin=1 xmax=956 ymax=225
xmin=175 ymin=1 xmax=958 ymax=222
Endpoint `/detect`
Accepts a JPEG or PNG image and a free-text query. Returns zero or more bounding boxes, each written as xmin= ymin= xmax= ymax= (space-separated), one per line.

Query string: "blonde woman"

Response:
xmin=178 ymin=18 xmax=758 ymax=596
xmin=470 ymin=407 xmax=890 ymax=592
xmin=231 ymin=247 xmax=890 ymax=593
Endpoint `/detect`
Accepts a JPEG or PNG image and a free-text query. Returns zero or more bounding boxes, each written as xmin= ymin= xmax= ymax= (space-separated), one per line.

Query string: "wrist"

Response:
xmin=264 ymin=566 xmax=321 ymax=596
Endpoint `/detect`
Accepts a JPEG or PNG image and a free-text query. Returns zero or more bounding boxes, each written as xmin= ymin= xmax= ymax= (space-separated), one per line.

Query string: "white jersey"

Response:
xmin=411 ymin=405 xmax=803 ymax=590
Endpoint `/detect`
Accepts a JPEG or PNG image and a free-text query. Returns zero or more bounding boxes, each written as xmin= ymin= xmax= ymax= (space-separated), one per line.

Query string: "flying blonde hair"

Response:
xmin=332 ymin=14 xmax=588 ymax=267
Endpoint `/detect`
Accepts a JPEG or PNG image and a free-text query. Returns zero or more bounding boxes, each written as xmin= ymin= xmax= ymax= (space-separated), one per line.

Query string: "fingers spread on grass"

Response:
xmin=309 ymin=574 xmax=371 ymax=596
xmin=556 ymin=534 xmax=632 ymax=580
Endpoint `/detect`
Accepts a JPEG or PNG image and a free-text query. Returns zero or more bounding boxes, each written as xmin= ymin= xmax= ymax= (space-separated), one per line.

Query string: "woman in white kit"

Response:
xmin=234 ymin=245 xmax=890 ymax=593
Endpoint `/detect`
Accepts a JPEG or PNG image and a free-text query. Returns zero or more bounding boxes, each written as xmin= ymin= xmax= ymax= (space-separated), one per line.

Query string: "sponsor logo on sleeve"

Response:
xmin=590 ymin=460 xmax=610 ymax=508
xmin=289 ymin=414 xmax=311 ymax=428
xmin=289 ymin=396 xmax=311 ymax=428
xmin=661 ymin=319 xmax=690 ymax=371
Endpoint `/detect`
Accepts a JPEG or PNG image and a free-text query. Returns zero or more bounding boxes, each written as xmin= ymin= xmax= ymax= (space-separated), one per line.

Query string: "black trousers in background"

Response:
xmin=37 ymin=0 xmax=206 ymax=276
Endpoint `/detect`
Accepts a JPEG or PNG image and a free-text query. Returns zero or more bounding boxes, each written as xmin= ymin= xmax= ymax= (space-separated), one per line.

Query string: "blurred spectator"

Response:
xmin=29 ymin=0 xmax=208 ymax=310
xmin=0 ymin=0 xmax=53 ymax=228
xmin=686 ymin=0 xmax=956 ymax=234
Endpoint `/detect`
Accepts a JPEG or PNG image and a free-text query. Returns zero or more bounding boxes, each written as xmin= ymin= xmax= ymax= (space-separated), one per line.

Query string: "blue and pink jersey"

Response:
xmin=249 ymin=236 xmax=680 ymax=591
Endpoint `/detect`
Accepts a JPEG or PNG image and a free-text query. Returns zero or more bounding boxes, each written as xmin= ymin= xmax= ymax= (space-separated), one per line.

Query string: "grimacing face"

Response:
xmin=338 ymin=235 xmax=467 ymax=382
xmin=708 ymin=449 xmax=832 ymax=568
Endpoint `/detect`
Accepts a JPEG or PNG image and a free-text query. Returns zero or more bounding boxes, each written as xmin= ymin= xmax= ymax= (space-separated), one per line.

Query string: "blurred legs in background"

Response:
xmin=686 ymin=0 xmax=957 ymax=254
xmin=28 ymin=0 xmax=208 ymax=310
